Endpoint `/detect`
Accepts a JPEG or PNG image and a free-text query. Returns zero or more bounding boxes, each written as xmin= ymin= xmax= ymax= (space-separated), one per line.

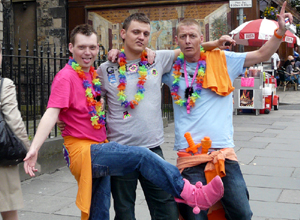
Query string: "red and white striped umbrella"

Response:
xmin=229 ymin=18 xmax=298 ymax=48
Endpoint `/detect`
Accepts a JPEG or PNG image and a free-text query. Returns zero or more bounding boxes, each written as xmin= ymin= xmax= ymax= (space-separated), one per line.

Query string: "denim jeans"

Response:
xmin=178 ymin=159 xmax=253 ymax=220
xmin=88 ymin=142 xmax=184 ymax=220
xmin=111 ymin=146 xmax=179 ymax=220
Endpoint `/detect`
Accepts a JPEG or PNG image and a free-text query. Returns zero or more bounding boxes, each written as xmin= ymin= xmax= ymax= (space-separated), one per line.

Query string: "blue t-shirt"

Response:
xmin=162 ymin=51 xmax=247 ymax=150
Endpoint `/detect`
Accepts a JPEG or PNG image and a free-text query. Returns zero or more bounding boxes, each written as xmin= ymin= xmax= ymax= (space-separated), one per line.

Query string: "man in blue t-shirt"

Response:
xmin=162 ymin=3 xmax=292 ymax=220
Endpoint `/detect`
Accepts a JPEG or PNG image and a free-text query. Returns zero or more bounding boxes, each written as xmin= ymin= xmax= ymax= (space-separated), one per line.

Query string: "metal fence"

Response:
xmin=0 ymin=41 xmax=173 ymax=139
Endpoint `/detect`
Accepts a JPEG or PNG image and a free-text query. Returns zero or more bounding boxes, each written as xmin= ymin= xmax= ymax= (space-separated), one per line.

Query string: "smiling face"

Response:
xmin=121 ymin=20 xmax=150 ymax=60
xmin=176 ymin=24 xmax=204 ymax=62
xmin=68 ymin=33 xmax=99 ymax=72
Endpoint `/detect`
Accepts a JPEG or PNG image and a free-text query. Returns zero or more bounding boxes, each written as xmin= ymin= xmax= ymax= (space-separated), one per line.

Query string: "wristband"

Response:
xmin=274 ymin=28 xmax=285 ymax=39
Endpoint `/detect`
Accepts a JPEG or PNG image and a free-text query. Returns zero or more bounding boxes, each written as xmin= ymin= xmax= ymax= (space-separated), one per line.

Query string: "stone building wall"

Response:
xmin=37 ymin=0 xmax=68 ymax=50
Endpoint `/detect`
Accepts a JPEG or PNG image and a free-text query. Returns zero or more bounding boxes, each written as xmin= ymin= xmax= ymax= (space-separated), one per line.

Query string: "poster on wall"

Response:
xmin=87 ymin=2 xmax=230 ymax=52
xmin=239 ymin=89 xmax=254 ymax=108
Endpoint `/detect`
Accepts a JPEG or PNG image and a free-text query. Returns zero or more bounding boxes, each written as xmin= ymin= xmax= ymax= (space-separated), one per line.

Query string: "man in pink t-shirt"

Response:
xmin=22 ymin=24 xmax=224 ymax=220
xmin=47 ymin=63 xmax=107 ymax=142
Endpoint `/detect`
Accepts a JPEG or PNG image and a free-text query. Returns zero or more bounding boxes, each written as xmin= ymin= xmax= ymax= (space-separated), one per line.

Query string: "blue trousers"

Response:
xmin=111 ymin=146 xmax=179 ymax=220
xmin=88 ymin=142 xmax=184 ymax=220
xmin=178 ymin=159 xmax=252 ymax=220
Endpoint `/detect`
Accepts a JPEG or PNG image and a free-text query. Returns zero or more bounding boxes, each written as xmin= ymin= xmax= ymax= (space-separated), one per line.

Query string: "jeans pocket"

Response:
xmin=92 ymin=164 xmax=109 ymax=178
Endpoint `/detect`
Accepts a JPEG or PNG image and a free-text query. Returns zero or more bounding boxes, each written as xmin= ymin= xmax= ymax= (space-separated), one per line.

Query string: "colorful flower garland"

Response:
xmin=68 ymin=58 xmax=106 ymax=129
xmin=117 ymin=49 xmax=148 ymax=109
xmin=171 ymin=46 xmax=206 ymax=111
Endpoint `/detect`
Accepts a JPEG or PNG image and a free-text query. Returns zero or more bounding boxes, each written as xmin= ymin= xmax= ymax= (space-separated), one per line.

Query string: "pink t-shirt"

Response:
xmin=47 ymin=64 xmax=107 ymax=142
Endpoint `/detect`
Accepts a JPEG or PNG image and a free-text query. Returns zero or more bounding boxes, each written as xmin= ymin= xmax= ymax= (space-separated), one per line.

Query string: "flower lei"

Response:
xmin=171 ymin=46 xmax=206 ymax=111
xmin=117 ymin=49 xmax=148 ymax=109
xmin=68 ymin=58 xmax=105 ymax=129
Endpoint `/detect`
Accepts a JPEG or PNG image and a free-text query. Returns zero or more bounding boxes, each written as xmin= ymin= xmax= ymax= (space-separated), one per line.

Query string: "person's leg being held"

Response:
xmin=221 ymin=159 xmax=252 ymax=220
xmin=111 ymin=172 xmax=139 ymax=220
xmin=90 ymin=142 xmax=184 ymax=197
xmin=90 ymin=142 xmax=223 ymax=211
xmin=178 ymin=164 xmax=209 ymax=220
xmin=140 ymin=146 xmax=179 ymax=220
xmin=89 ymin=176 xmax=111 ymax=220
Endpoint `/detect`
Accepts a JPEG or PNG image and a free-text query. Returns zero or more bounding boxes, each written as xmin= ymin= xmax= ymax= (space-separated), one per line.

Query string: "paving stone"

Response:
xmin=234 ymin=140 xmax=268 ymax=149
xmin=248 ymin=186 xmax=281 ymax=202
xmin=278 ymin=189 xmax=300 ymax=204
xmin=21 ymin=178 xmax=74 ymax=196
xmin=244 ymin=175 xmax=300 ymax=190
xmin=21 ymin=193 xmax=75 ymax=214
xmin=19 ymin=211 xmax=79 ymax=220
xmin=251 ymin=136 xmax=299 ymax=145
xmin=292 ymin=168 xmax=300 ymax=178
xmin=240 ymin=165 xmax=294 ymax=177
xmin=235 ymin=131 xmax=277 ymax=138
xmin=266 ymin=142 xmax=300 ymax=151
xmin=238 ymin=148 xmax=300 ymax=160
xmin=252 ymin=157 xmax=300 ymax=168
xmin=250 ymin=200 xmax=300 ymax=219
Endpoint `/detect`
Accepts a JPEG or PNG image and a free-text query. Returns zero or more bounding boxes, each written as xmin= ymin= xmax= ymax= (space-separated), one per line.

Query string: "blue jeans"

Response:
xmin=111 ymin=146 xmax=179 ymax=220
xmin=178 ymin=159 xmax=252 ymax=220
xmin=89 ymin=142 xmax=184 ymax=220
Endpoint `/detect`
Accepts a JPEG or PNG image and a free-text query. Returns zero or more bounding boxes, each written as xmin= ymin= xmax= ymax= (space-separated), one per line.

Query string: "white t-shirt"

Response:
xmin=98 ymin=50 xmax=174 ymax=148
xmin=271 ymin=53 xmax=280 ymax=70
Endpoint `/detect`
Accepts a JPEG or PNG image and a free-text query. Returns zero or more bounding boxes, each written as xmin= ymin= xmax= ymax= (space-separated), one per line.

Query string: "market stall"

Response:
xmin=233 ymin=67 xmax=279 ymax=115
xmin=233 ymin=68 xmax=264 ymax=115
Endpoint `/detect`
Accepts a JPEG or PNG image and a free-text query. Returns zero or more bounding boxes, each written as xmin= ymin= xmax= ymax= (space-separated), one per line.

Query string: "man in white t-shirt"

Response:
xmin=271 ymin=52 xmax=281 ymax=71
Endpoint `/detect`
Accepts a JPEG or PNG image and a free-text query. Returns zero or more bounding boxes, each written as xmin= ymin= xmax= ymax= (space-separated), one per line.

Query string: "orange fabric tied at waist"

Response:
xmin=63 ymin=136 xmax=108 ymax=220
xmin=203 ymin=50 xmax=235 ymax=97
xmin=177 ymin=148 xmax=238 ymax=220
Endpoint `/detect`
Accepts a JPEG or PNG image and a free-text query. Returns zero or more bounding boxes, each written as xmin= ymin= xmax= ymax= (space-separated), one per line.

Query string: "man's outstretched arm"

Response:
xmin=24 ymin=107 xmax=60 ymax=177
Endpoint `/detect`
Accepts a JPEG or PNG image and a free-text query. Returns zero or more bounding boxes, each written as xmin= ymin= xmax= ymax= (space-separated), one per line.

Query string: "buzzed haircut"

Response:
xmin=176 ymin=18 xmax=202 ymax=36
xmin=70 ymin=24 xmax=98 ymax=45
xmin=122 ymin=13 xmax=150 ymax=30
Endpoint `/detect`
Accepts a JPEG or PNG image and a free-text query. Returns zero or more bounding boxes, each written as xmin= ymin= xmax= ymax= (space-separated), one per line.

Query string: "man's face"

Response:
xmin=121 ymin=20 xmax=150 ymax=55
xmin=69 ymin=33 xmax=99 ymax=72
xmin=176 ymin=24 xmax=203 ymax=62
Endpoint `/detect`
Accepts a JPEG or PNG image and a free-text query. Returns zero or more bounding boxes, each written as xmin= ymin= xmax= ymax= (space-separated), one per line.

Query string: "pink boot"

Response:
xmin=175 ymin=176 xmax=224 ymax=214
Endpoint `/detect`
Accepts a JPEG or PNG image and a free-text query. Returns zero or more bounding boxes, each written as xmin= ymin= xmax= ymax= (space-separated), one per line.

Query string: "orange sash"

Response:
xmin=63 ymin=136 xmax=108 ymax=220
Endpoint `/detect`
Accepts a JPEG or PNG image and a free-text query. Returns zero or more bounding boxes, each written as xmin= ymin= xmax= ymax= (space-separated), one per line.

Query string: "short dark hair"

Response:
xmin=122 ymin=13 xmax=150 ymax=30
xmin=70 ymin=24 xmax=98 ymax=45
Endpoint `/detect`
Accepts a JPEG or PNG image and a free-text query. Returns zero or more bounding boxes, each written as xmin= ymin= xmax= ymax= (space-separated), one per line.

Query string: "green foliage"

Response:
xmin=291 ymin=0 xmax=300 ymax=7
xmin=210 ymin=16 xmax=229 ymax=41
xmin=263 ymin=6 xmax=279 ymax=20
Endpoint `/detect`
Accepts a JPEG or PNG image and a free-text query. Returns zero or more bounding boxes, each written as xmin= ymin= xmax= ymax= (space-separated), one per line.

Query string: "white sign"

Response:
xmin=244 ymin=33 xmax=255 ymax=39
xmin=229 ymin=0 xmax=252 ymax=8
xmin=284 ymin=36 xmax=294 ymax=44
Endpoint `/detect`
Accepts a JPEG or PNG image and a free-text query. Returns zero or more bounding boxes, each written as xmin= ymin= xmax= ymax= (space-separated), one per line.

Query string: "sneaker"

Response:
xmin=175 ymin=176 xmax=224 ymax=214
